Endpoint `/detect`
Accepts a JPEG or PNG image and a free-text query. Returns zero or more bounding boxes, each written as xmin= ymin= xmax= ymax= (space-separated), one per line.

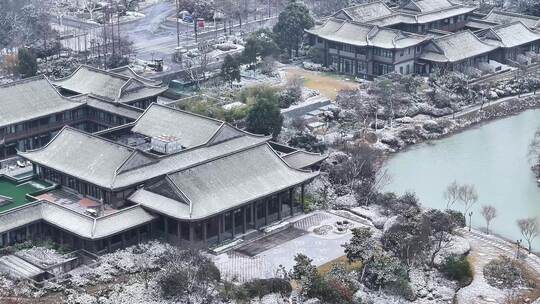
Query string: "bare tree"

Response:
xmin=480 ymin=205 xmax=497 ymax=235
xmin=182 ymin=40 xmax=214 ymax=88
xmin=83 ymin=0 xmax=100 ymax=20
xmin=443 ymin=180 xmax=460 ymax=209
xmin=517 ymin=217 xmax=539 ymax=254
xmin=458 ymin=184 xmax=478 ymax=231
xmin=335 ymin=88 xmax=379 ymax=135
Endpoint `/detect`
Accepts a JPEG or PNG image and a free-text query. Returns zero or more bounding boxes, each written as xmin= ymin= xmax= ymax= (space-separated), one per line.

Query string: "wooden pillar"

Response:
xmin=25 ymin=226 xmax=30 ymax=241
xmin=107 ymin=238 xmax=111 ymax=252
xmin=177 ymin=222 xmax=182 ymax=245
xmin=164 ymin=216 xmax=169 ymax=241
xmin=6 ymin=231 xmax=10 ymax=246
xmin=137 ymin=228 xmax=141 ymax=243
xmin=231 ymin=211 xmax=236 ymax=238
xmin=222 ymin=213 xmax=226 ymax=238
xmin=242 ymin=206 xmax=247 ymax=234
xmin=121 ymin=233 xmax=126 ymax=249
xmin=278 ymin=194 xmax=282 ymax=221
xmin=264 ymin=199 xmax=269 ymax=227
xmin=202 ymin=220 xmax=207 ymax=244
xmin=289 ymin=189 xmax=294 ymax=217
xmin=218 ymin=216 xmax=223 ymax=243
xmin=148 ymin=223 xmax=153 ymax=238
xmin=251 ymin=202 xmax=255 ymax=228
xmin=301 ymin=184 xmax=305 ymax=213
xmin=189 ymin=222 xmax=195 ymax=243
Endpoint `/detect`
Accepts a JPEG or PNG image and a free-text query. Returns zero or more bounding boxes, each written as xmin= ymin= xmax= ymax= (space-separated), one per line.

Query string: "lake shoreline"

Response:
xmin=386 ymin=94 xmax=540 ymax=155
xmin=381 ymin=95 xmax=540 ymax=257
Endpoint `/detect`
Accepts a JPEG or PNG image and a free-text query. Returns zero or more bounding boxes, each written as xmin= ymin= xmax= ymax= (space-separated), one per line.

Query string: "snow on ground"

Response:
xmin=455 ymin=233 xmax=511 ymax=304
xmin=214 ymin=211 xmax=369 ymax=283
xmin=68 ymin=241 xmax=174 ymax=286
xmin=434 ymin=235 xmax=471 ymax=266
xmin=17 ymin=247 xmax=71 ymax=267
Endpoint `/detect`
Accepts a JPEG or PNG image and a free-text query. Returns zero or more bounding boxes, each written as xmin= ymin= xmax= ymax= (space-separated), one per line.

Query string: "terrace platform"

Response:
xmin=37 ymin=189 xmax=118 ymax=217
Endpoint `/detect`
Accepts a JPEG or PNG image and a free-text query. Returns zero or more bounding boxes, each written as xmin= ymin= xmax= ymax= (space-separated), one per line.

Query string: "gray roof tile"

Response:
xmin=420 ymin=30 xmax=497 ymax=62
xmin=0 ymin=76 xmax=83 ymax=128
xmin=131 ymin=103 xmax=224 ymax=148
xmin=130 ymin=144 xmax=318 ymax=220
xmin=480 ymin=21 xmax=540 ymax=48
xmin=0 ymin=201 xmax=154 ymax=239
xmin=53 ymin=65 xmax=166 ymax=103
xmin=483 ymin=9 xmax=540 ymax=29
xmin=307 ymin=18 xmax=429 ymax=49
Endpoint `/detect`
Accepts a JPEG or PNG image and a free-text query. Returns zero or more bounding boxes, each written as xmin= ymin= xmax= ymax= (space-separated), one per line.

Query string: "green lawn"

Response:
xmin=0 ymin=178 xmax=52 ymax=213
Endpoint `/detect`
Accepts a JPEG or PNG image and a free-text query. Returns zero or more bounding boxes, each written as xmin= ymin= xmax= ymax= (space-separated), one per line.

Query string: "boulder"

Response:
xmin=380 ymin=134 xmax=401 ymax=149
xmin=488 ymin=91 xmax=498 ymax=99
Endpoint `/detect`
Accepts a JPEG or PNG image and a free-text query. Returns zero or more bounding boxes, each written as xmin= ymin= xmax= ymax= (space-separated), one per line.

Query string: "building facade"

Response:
xmin=0 ymin=104 xmax=325 ymax=253
xmin=0 ymin=65 xmax=166 ymax=161
xmin=307 ymin=0 xmax=540 ymax=78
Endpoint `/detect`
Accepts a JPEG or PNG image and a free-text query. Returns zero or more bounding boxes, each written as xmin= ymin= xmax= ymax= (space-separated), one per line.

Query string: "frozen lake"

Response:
xmin=384 ymin=109 xmax=540 ymax=251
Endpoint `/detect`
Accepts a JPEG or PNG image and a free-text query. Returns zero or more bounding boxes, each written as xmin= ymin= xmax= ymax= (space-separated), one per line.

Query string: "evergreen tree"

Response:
xmin=221 ymin=54 xmax=241 ymax=87
xmin=245 ymin=87 xmax=283 ymax=138
xmin=241 ymin=28 xmax=279 ymax=67
xmin=273 ymin=0 xmax=314 ymax=58
xmin=17 ymin=47 xmax=37 ymax=78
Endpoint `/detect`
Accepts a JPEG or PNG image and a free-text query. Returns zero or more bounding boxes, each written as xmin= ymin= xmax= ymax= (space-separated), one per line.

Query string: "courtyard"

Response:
xmin=213 ymin=211 xmax=371 ymax=282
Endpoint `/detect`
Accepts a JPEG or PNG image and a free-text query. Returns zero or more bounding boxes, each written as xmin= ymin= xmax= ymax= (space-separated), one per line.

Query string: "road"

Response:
xmin=443 ymin=91 xmax=537 ymax=119
xmin=52 ymin=1 xmax=280 ymax=78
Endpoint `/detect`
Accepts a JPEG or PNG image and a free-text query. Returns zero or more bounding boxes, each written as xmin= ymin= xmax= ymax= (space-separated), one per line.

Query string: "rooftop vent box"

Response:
xmin=151 ymin=135 xmax=183 ymax=154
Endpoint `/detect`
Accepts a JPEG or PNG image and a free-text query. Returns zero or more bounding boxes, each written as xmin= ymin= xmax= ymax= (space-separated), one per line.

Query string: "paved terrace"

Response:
xmin=36 ymin=189 xmax=118 ymax=217
xmin=214 ymin=211 xmax=373 ymax=282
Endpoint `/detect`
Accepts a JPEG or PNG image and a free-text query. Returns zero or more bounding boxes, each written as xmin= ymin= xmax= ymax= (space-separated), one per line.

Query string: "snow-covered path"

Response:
xmin=456 ymin=229 xmax=540 ymax=304
xmin=461 ymin=229 xmax=540 ymax=275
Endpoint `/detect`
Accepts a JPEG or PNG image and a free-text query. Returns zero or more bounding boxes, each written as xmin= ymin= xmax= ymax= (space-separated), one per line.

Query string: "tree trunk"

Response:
xmin=360 ymin=264 xmax=367 ymax=283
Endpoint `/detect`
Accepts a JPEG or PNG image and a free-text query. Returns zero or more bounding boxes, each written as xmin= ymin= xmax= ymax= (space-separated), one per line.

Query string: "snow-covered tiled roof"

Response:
xmin=0 ymin=201 xmax=155 ymax=239
xmin=479 ymin=21 xmax=540 ymax=48
xmin=53 ymin=65 xmax=167 ymax=103
xmin=0 ymin=76 xmax=83 ymax=128
xmin=129 ymin=144 xmax=318 ymax=220
xmin=306 ymin=18 xmax=430 ymax=49
xmin=419 ymin=30 xmax=497 ymax=62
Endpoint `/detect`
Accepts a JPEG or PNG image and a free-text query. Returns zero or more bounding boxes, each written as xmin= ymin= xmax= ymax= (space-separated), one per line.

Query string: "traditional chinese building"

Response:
xmin=307 ymin=0 xmax=540 ymax=78
xmin=0 ymin=104 xmax=325 ymax=253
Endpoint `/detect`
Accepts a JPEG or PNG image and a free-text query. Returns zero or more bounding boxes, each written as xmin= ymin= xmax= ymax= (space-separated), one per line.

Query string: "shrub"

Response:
xmin=315 ymin=276 xmax=355 ymax=304
xmin=288 ymin=133 xmax=327 ymax=153
xmin=484 ymin=256 xmax=533 ymax=289
xmin=243 ymin=278 xmax=292 ymax=299
xmin=445 ymin=209 xmax=466 ymax=228
xmin=159 ymin=269 xmax=189 ymax=300
xmin=440 ymin=255 xmax=472 ymax=286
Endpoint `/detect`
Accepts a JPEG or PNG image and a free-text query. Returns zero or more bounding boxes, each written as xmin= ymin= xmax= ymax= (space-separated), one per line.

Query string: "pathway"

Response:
xmin=456 ymin=229 xmax=540 ymax=304
xmin=461 ymin=229 xmax=540 ymax=275
xmin=445 ymin=92 xmax=537 ymax=120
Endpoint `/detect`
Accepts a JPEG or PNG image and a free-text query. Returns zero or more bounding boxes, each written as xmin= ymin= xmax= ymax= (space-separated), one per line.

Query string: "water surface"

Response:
xmin=384 ymin=109 xmax=540 ymax=250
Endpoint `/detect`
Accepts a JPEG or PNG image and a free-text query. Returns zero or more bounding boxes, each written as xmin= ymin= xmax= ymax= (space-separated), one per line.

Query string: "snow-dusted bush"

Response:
xmin=484 ymin=256 xmax=533 ymax=289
